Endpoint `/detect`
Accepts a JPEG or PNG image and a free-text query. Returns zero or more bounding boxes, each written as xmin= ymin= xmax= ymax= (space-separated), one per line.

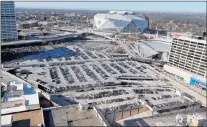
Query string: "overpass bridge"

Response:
xmin=1 ymin=29 xmax=111 ymax=48
xmin=1 ymin=33 xmax=82 ymax=47
xmin=72 ymin=40 xmax=115 ymax=42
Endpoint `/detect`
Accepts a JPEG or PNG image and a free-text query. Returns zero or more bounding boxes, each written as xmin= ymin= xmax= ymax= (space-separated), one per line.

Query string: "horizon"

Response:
xmin=15 ymin=7 xmax=206 ymax=14
xmin=15 ymin=2 xmax=206 ymax=13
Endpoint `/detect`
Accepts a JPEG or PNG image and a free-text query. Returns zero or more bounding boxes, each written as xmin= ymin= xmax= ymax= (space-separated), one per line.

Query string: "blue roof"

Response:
xmin=3 ymin=93 xmax=9 ymax=102
xmin=22 ymin=47 xmax=78 ymax=61
xmin=50 ymin=95 xmax=78 ymax=106
xmin=23 ymin=84 xmax=36 ymax=95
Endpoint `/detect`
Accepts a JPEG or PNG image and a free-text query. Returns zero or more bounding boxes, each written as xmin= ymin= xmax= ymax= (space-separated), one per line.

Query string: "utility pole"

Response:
xmin=156 ymin=25 xmax=158 ymax=38
xmin=66 ymin=111 xmax=68 ymax=122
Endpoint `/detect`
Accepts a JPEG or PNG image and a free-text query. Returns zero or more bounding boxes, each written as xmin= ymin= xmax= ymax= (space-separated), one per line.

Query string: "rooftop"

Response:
xmin=2 ymin=82 xmax=39 ymax=105
xmin=142 ymin=39 xmax=171 ymax=52
xmin=12 ymin=108 xmax=44 ymax=126
xmin=123 ymin=107 xmax=207 ymax=126
xmin=188 ymin=113 xmax=204 ymax=120
xmin=137 ymin=41 xmax=158 ymax=57
xmin=2 ymin=105 xmax=27 ymax=115
xmin=1 ymin=71 xmax=40 ymax=114
xmin=1 ymin=115 xmax=12 ymax=126
xmin=174 ymin=35 xmax=206 ymax=44
xmin=7 ymin=96 xmax=24 ymax=102
xmin=11 ymin=82 xmax=24 ymax=91
xmin=20 ymin=20 xmax=38 ymax=24
xmin=50 ymin=105 xmax=106 ymax=126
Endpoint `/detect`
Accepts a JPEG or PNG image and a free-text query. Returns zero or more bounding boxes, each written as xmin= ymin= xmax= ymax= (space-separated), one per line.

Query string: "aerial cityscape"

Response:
xmin=1 ymin=1 xmax=206 ymax=127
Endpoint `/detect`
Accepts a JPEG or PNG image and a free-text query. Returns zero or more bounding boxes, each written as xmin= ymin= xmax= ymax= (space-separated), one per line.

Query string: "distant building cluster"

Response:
xmin=18 ymin=20 xmax=38 ymax=29
xmin=149 ymin=19 xmax=206 ymax=33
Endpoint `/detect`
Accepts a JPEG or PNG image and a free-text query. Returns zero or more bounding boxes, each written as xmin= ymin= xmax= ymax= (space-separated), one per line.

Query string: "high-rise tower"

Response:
xmin=1 ymin=1 xmax=18 ymax=42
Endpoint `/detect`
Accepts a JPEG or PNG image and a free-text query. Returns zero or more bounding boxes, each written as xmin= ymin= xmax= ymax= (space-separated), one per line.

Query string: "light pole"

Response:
xmin=66 ymin=110 xmax=68 ymax=123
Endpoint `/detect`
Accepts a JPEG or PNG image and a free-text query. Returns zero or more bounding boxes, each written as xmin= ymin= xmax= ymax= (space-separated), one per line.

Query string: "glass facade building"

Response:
xmin=1 ymin=1 xmax=18 ymax=42
xmin=169 ymin=37 xmax=206 ymax=77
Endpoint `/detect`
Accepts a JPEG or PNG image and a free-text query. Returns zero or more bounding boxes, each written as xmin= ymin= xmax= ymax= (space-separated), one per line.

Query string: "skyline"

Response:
xmin=15 ymin=2 xmax=206 ymax=13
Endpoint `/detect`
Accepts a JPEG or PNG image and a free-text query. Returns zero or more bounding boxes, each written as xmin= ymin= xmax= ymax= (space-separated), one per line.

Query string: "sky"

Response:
xmin=15 ymin=2 xmax=206 ymax=13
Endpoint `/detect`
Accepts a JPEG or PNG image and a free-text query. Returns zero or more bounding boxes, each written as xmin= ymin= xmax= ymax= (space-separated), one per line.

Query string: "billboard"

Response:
xmin=169 ymin=32 xmax=180 ymax=38
xmin=189 ymin=77 xmax=206 ymax=89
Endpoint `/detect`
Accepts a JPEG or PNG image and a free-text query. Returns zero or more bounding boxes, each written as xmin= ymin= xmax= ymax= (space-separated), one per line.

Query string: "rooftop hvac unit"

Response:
xmin=176 ymin=114 xmax=187 ymax=126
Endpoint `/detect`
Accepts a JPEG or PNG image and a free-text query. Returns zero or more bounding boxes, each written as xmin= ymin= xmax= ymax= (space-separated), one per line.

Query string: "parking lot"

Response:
xmin=15 ymin=57 xmax=160 ymax=93
xmin=6 ymin=45 xmax=204 ymax=119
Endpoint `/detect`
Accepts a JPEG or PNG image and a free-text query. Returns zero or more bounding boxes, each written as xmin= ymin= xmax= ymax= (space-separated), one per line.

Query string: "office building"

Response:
xmin=18 ymin=20 xmax=38 ymax=29
xmin=164 ymin=34 xmax=206 ymax=90
xmin=1 ymin=1 xmax=18 ymax=42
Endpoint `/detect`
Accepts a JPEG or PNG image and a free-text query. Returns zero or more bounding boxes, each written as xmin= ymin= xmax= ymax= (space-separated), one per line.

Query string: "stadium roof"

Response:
xmin=95 ymin=13 xmax=145 ymax=22
xmin=143 ymin=40 xmax=171 ymax=52
xmin=136 ymin=39 xmax=171 ymax=58
xmin=138 ymin=42 xmax=158 ymax=57
xmin=94 ymin=11 xmax=148 ymax=33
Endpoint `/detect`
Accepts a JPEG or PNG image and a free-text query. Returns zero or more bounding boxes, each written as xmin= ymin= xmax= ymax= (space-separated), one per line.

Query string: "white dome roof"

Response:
xmin=94 ymin=12 xmax=148 ymax=33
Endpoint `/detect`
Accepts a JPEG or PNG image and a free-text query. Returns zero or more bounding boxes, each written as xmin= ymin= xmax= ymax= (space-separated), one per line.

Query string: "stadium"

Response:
xmin=94 ymin=11 xmax=149 ymax=34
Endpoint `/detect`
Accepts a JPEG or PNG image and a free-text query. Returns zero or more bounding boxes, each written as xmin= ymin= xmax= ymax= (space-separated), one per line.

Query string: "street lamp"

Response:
xmin=66 ymin=111 xmax=68 ymax=123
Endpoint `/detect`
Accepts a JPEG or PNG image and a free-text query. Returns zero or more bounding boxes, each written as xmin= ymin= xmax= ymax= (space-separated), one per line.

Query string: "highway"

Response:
xmin=1 ymin=33 xmax=82 ymax=47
